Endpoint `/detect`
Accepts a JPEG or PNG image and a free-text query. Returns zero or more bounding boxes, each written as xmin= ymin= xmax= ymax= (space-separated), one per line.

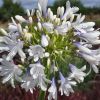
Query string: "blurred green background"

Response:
xmin=0 ymin=0 xmax=100 ymax=28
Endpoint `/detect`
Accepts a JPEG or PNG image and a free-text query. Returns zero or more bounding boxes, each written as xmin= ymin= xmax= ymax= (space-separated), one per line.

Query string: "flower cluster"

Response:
xmin=0 ymin=0 xmax=100 ymax=99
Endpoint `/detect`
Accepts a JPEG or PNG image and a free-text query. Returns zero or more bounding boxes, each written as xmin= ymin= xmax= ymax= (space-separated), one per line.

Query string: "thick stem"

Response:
xmin=38 ymin=90 xmax=46 ymax=100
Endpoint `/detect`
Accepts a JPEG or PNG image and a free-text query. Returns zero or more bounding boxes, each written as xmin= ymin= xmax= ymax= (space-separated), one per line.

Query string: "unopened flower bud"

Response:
xmin=38 ymin=22 xmax=42 ymax=31
xmin=15 ymin=15 xmax=26 ymax=23
xmin=29 ymin=17 xmax=33 ymax=24
xmin=44 ymin=52 xmax=49 ymax=57
xmin=60 ymin=7 xmax=64 ymax=17
xmin=34 ymin=26 xmax=37 ymax=31
xmin=17 ymin=24 xmax=22 ymax=33
xmin=57 ymin=7 xmax=61 ymax=16
xmin=26 ymin=9 xmax=30 ymax=17
xmin=0 ymin=28 xmax=7 ymax=35
xmin=41 ymin=34 xmax=49 ymax=47
xmin=31 ymin=9 xmax=35 ymax=16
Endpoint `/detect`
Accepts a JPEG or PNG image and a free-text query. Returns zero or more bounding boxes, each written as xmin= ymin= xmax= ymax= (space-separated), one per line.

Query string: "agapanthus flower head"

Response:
xmin=0 ymin=0 xmax=99 ymax=99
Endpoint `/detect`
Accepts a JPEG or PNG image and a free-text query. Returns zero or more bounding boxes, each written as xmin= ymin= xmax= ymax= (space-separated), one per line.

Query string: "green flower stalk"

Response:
xmin=0 ymin=0 xmax=100 ymax=100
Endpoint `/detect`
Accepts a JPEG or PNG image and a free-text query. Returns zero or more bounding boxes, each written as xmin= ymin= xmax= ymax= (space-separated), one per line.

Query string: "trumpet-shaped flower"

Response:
xmin=36 ymin=75 xmax=48 ymax=91
xmin=6 ymin=40 xmax=26 ymax=62
xmin=21 ymin=74 xmax=37 ymax=93
xmin=0 ymin=35 xmax=26 ymax=62
xmin=38 ymin=0 xmax=48 ymax=16
xmin=28 ymin=45 xmax=48 ymax=62
xmin=69 ymin=64 xmax=86 ymax=83
xmin=0 ymin=59 xmax=22 ymax=88
xmin=42 ymin=22 xmax=54 ymax=33
xmin=55 ymin=21 xmax=71 ymax=35
xmin=62 ymin=1 xmax=79 ymax=20
xmin=29 ymin=63 xmax=45 ymax=79
xmin=73 ymin=14 xmax=85 ymax=25
xmin=48 ymin=78 xmax=57 ymax=100
xmin=74 ymin=42 xmax=92 ymax=54
xmin=78 ymin=52 xmax=99 ymax=73
xmin=59 ymin=72 xmax=76 ymax=96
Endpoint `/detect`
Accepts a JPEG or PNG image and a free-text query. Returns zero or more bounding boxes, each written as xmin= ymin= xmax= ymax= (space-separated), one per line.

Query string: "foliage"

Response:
xmin=0 ymin=0 xmax=25 ymax=21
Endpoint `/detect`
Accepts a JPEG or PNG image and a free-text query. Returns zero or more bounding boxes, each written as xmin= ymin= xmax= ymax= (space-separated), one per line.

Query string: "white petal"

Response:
xmin=6 ymin=47 xmax=17 ymax=61
xmin=44 ymin=52 xmax=49 ymax=57
xmin=34 ymin=57 xmax=39 ymax=62
xmin=37 ymin=22 xmax=42 ymax=30
xmin=41 ymin=35 xmax=49 ymax=47
xmin=10 ymin=78 xmax=15 ymax=88
xmin=8 ymin=24 xmax=18 ymax=32
xmin=81 ymin=65 xmax=86 ymax=71
xmin=2 ymin=73 xmax=13 ymax=83
xmin=66 ymin=1 xmax=70 ymax=9
xmin=91 ymin=64 xmax=99 ymax=73
xmin=71 ymin=7 xmax=79 ymax=13
xmin=18 ymin=49 xmax=26 ymax=62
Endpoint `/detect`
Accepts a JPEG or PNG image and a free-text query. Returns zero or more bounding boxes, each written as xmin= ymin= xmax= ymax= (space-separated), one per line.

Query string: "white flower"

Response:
xmin=77 ymin=30 xmax=100 ymax=45
xmin=41 ymin=34 xmax=49 ymax=47
xmin=36 ymin=75 xmax=47 ymax=91
xmin=22 ymin=69 xmax=48 ymax=92
xmin=21 ymin=74 xmax=37 ymax=93
xmin=29 ymin=63 xmax=45 ymax=79
xmin=0 ymin=0 xmax=99 ymax=98
xmin=28 ymin=45 xmax=46 ymax=62
xmin=79 ymin=30 xmax=100 ymax=39
xmin=6 ymin=40 xmax=26 ymax=62
xmin=78 ymin=52 xmax=99 ymax=73
xmin=74 ymin=42 xmax=92 ymax=54
xmin=75 ymin=22 xmax=95 ymax=29
xmin=42 ymin=22 xmax=54 ymax=33
xmin=0 ymin=43 xmax=9 ymax=52
xmin=0 ymin=36 xmax=26 ymax=62
xmin=74 ymin=22 xmax=95 ymax=33
xmin=69 ymin=64 xmax=86 ymax=83
xmin=73 ymin=14 xmax=85 ymax=25
xmin=38 ymin=0 xmax=48 ymax=16
xmin=61 ymin=1 xmax=79 ymax=20
xmin=48 ymin=78 xmax=57 ymax=100
xmin=55 ymin=21 xmax=71 ymax=35
xmin=0 ymin=59 xmax=22 ymax=88
xmin=59 ymin=72 xmax=76 ymax=96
